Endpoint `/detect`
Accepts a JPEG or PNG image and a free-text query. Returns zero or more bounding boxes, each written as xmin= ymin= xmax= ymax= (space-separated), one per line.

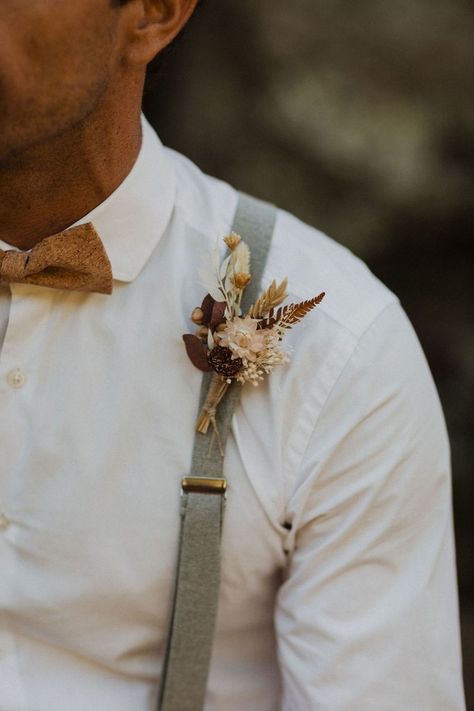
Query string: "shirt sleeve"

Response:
xmin=275 ymin=301 xmax=466 ymax=710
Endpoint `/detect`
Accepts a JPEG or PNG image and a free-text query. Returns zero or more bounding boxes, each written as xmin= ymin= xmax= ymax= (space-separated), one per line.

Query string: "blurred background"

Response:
xmin=143 ymin=0 xmax=473 ymax=703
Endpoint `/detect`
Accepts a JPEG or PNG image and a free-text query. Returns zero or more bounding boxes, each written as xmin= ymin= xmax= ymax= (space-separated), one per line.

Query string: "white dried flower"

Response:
xmin=219 ymin=315 xmax=267 ymax=362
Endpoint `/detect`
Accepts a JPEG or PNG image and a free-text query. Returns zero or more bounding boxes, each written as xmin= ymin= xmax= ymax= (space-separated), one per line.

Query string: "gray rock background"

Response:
xmin=143 ymin=0 xmax=473 ymax=702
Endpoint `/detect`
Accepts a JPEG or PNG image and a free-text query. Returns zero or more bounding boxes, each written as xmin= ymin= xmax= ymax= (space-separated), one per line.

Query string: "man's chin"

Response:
xmin=0 ymin=129 xmax=42 ymax=169
xmin=0 ymin=133 xmax=25 ymax=168
xmin=0 ymin=114 xmax=63 ymax=168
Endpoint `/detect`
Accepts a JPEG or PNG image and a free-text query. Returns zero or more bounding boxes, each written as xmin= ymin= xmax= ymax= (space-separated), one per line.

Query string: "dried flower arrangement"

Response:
xmin=183 ymin=232 xmax=325 ymax=452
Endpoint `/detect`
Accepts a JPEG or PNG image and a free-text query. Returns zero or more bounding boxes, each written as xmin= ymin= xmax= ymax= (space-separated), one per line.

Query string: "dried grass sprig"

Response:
xmin=247 ymin=278 xmax=289 ymax=319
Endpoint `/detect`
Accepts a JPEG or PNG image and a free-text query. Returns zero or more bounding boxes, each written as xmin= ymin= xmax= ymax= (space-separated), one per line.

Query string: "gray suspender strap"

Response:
xmin=232 ymin=193 xmax=278 ymax=316
xmin=157 ymin=193 xmax=277 ymax=711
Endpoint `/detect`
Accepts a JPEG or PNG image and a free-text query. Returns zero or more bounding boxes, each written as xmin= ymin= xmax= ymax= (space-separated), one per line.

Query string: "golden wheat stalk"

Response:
xmin=247 ymin=278 xmax=289 ymax=319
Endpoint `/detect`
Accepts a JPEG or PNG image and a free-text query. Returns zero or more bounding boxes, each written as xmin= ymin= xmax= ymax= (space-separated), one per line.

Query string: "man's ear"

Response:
xmin=122 ymin=0 xmax=198 ymax=68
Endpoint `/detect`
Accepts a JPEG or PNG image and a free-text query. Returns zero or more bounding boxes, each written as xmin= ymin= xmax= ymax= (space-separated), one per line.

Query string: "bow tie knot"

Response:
xmin=0 ymin=223 xmax=113 ymax=294
xmin=0 ymin=250 xmax=30 ymax=282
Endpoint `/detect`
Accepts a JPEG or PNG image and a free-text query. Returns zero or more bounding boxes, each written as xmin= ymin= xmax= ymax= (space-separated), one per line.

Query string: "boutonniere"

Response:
xmin=183 ymin=232 xmax=325 ymax=453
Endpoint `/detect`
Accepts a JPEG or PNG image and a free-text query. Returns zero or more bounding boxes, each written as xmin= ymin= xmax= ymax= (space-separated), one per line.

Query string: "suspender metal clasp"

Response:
xmin=181 ymin=477 xmax=227 ymax=496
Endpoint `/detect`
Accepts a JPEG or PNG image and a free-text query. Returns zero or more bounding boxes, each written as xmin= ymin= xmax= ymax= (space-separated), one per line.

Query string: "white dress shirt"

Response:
xmin=0 ymin=116 xmax=465 ymax=710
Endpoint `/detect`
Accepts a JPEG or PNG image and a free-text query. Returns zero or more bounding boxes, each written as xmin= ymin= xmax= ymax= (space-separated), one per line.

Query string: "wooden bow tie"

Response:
xmin=0 ymin=223 xmax=113 ymax=295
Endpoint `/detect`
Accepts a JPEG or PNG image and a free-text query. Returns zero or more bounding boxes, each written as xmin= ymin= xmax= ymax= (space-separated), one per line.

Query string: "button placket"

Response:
xmin=0 ymin=288 xmax=51 ymax=502
xmin=0 ymin=284 xmax=52 ymax=393
xmin=0 ymin=288 xmax=40 ymax=710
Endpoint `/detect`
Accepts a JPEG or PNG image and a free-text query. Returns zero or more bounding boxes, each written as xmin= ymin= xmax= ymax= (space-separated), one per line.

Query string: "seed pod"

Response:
xmin=191 ymin=307 xmax=204 ymax=324
xmin=208 ymin=346 xmax=243 ymax=376
xmin=196 ymin=325 xmax=209 ymax=340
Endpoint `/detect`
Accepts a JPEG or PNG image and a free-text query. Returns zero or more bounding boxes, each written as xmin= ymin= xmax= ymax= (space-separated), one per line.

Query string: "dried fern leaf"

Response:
xmin=248 ymin=278 xmax=288 ymax=318
xmin=259 ymin=291 xmax=325 ymax=330
xmin=280 ymin=292 xmax=325 ymax=328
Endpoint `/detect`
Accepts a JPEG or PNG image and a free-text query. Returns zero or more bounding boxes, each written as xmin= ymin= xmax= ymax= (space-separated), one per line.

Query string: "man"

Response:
xmin=0 ymin=1 xmax=465 ymax=709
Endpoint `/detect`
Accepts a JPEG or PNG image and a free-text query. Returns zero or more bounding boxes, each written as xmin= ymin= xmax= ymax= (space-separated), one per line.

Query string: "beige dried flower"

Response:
xmin=231 ymin=272 xmax=251 ymax=290
xmin=223 ymin=232 xmax=241 ymax=251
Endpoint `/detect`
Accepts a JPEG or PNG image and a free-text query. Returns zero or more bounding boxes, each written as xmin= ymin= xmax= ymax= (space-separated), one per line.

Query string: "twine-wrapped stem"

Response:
xmin=196 ymin=373 xmax=230 ymax=437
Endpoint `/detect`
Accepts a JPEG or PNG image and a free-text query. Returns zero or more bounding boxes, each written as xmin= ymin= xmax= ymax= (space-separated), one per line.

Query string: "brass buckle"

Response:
xmin=181 ymin=477 xmax=227 ymax=495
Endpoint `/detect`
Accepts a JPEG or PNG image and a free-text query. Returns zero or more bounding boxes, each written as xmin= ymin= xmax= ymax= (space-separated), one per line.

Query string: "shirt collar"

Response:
xmin=0 ymin=114 xmax=176 ymax=284
xmin=73 ymin=114 xmax=176 ymax=283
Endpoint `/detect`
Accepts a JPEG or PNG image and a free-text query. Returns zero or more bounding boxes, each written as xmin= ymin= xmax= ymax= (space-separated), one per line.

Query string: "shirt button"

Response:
xmin=0 ymin=513 xmax=10 ymax=531
xmin=6 ymin=368 xmax=26 ymax=389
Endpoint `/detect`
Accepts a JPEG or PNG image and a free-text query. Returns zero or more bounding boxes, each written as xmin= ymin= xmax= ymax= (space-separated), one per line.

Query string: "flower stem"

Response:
xmin=196 ymin=373 xmax=230 ymax=435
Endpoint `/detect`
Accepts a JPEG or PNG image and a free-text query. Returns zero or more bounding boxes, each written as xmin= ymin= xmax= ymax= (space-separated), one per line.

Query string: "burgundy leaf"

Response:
xmin=200 ymin=294 xmax=215 ymax=326
xmin=209 ymin=300 xmax=227 ymax=329
xmin=182 ymin=334 xmax=213 ymax=372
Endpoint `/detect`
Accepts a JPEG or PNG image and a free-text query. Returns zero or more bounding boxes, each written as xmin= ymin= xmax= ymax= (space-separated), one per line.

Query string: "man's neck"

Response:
xmin=0 ymin=104 xmax=142 ymax=250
